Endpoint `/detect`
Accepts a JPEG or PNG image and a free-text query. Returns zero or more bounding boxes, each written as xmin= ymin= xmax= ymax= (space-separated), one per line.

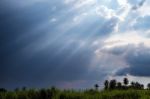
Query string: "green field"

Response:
xmin=1 ymin=88 xmax=150 ymax=99
xmin=1 ymin=78 xmax=150 ymax=99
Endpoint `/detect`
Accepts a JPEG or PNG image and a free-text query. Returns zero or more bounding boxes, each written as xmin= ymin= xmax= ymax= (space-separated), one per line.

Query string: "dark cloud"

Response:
xmin=97 ymin=43 xmax=150 ymax=77
xmin=0 ymin=0 xmax=110 ymax=89
xmin=0 ymin=35 xmax=107 ymax=89
xmin=2 ymin=0 xmax=147 ymax=90
xmin=114 ymin=44 xmax=150 ymax=76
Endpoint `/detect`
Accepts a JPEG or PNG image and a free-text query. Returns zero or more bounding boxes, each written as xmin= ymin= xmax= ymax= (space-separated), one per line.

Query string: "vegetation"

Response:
xmin=1 ymin=78 xmax=150 ymax=99
xmin=103 ymin=78 xmax=144 ymax=90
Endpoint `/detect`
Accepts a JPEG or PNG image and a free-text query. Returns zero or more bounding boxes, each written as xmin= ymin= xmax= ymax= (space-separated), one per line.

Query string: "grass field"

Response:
xmin=1 ymin=88 xmax=150 ymax=99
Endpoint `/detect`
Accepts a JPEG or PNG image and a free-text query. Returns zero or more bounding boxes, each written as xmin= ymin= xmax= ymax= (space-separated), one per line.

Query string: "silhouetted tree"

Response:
xmin=39 ymin=89 xmax=48 ymax=99
xmin=147 ymin=83 xmax=150 ymax=89
xmin=94 ymin=84 xmax=99 ymax=90
xmin=60 ymin=94 xmax=66 ymax=99
xmin=48 ymin=86 xmax=58 ymax=98
xmin=123 ymin=78 xmax=129 ymax=86
xmin=104 ymin=80 xmax=109 ymax=90
xmin=109 ymin=79 xmax=116 ymax=89
xmin=28 ymin=89 xmax=39 ymax=99
xmin=140 ymin=84 xmax=144 ymax=89
xmin=0 ymin=88 xmax=7 ymax=92
xmin=22 ymin=86 xmax=27 ymax=91
xmin=131 ymin=82 xmax=135 ymax=86
xmin=134 ymin=82 xmax=144 ymax=89
xmin=117 ymin=82 xmax=122 ymax=89
xmin=130 ymin=82 xmax=136 ymax=89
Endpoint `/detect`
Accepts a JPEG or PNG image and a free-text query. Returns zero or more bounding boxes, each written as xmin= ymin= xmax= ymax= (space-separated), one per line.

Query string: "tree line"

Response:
xmin=94 ymin=78 xmax=150 ymax=90
xmin=1 ymin=78 xmax=150 ymax=93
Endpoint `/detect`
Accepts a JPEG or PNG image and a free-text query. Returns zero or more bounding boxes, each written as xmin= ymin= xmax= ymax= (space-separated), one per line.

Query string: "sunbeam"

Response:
xmin=1 ymin=0 xmax=150 ymax=89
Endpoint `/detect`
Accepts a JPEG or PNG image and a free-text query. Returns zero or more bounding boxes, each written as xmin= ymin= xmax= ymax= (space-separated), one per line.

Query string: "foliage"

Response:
xmin=1 ymin=78 xmax=150 ymax=99
xmin=103 ymin=78 xmax=145 ymax=90
xmin=123 ymin=78 xmax=129 ymax=86
xmin=1 ymin=88 xmax=150 ymax=99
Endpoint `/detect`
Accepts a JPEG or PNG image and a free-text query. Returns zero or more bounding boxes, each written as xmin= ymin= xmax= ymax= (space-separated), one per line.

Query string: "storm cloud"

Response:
xmin=117 ymin=45 xmax=150 ymax=76
xmin=96 ymin=43 xmax=150 ymax=77
xmin=1 ymin=0 xmax=150 ymax=89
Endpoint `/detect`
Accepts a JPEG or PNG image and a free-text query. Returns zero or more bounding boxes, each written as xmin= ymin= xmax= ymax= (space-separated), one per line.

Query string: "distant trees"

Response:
xmin=39 ymin=89 xmax=46 ymax=99
xmin=0 ymin=88 xmax=7 ymax=92
xmin=123 ymin=78 xmax=129 ymax=86
xmin=103 ymin=78 xmax=145 ymax=90
xmin=147 ymin=83 xmax=150 ymax=90
xmin=22 ymin=86 xmax=27 ymax=91
xmin=117 ymin=82 xmax=122 ymax=89
xmin=131 ymin=82 xmax=135 ymax=88
xmin=134 ymin=82 xmax=144 ymax=89
xmin=94 ymin=84 xmax=99 ymax=90
xmin=104 ymin=80 xmax=109 ymax=90
xmin=109 ymin=79 xmax=117 ymax=89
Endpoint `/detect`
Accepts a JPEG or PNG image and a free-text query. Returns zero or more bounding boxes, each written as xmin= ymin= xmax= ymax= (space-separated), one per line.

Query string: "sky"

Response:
xmin=0 ymin=0 xmax=150 ymax=89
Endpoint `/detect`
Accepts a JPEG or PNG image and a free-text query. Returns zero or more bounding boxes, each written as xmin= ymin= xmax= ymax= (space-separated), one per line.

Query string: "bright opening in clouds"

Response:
xmin=0 ymin=0 xmax=150 ymax=89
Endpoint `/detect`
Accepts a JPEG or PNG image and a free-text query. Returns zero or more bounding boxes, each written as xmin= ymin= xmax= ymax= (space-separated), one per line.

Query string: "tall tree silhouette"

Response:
xmin=39 ymin=89 xmax=48 ymax=99
xmin=117 ymin=82 xmax=122 ymax=89
xmin=123 ymin=78 xmax=129 ymax=86
xmin=22 ymin=86 xmax=27 ymax=91
xmin=109 ymin=79 xmax=116 ymax=89
xmin=140 ymin=84 xmax=144 ymax=89
xmin=131 ymin=82 xmax=135 ymax=86
xmin=0 ymin=88 xmax=7 ymax=92
xmin=94 ymin=84 xmax=99 ymax=90
xmin=147 ymin=83 xmax=150 ymax=89
xmin=104 ymin=80 xmax=109 ymax=90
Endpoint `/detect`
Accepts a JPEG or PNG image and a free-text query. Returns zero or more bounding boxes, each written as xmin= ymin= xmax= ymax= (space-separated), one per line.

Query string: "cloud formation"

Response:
xmin=133 ymin=16 xmax=150 ymax=31
xmin=132 ymin=0 xmax=146 ymax=10
xmin=117 ymin=44 xmax=150 ymax=76
xmin=0 ymin=0 xmax=150 ymax=89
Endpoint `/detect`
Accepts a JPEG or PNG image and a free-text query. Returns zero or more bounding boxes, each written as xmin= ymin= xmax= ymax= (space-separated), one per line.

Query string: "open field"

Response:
xmin=1 ymin=88 xmax=150 ymax=99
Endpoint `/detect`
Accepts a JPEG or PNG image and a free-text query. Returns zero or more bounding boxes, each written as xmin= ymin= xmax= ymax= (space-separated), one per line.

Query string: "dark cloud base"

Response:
xmin=115 ymin=45 xmax=150 ymax=77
